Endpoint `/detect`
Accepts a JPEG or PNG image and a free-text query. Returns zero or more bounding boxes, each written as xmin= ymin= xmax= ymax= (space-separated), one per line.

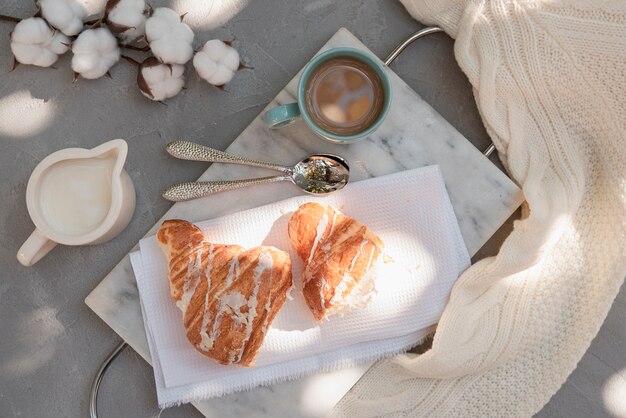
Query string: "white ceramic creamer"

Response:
xmin=17 ymin=139 xmax=136 ymax=266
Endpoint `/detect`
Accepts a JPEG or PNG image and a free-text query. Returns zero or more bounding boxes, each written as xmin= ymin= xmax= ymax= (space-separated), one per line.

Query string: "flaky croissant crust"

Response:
xmin=288 ymin=203 xmax=383 ymax=322
xmin=157 ymin=219 xmax=293 ymax=367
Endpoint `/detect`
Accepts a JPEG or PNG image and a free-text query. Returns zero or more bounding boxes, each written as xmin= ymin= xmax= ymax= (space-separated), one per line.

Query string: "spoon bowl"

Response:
xmin=291 ymin=154 xmax=349 ymax=194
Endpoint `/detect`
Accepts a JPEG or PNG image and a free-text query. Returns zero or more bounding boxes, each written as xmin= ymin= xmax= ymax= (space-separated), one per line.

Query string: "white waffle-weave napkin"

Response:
xmin=130 ymin=165 xmax=470 ymax=407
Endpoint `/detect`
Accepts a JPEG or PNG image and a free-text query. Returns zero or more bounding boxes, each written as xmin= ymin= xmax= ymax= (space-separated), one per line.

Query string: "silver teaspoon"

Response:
xmin=162 ymin=141 xmax=349 ymax=202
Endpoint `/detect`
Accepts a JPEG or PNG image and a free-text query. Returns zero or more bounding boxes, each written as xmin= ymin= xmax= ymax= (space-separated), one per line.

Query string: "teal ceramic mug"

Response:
xmin=263 ymin=47 xmax=392 ymax=144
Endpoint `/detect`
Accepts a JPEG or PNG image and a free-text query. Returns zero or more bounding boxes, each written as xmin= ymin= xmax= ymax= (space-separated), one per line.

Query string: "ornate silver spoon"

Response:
xmin=162 ymin=141 xmax=349 ymax=202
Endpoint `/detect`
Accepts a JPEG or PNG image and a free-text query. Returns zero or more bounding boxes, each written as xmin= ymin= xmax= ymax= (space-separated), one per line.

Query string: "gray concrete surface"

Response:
xmin=0 ymin=0 xmax=623 ymax=417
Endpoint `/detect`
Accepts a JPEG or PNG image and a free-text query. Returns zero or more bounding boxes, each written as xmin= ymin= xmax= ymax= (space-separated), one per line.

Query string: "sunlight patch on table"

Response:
xmin=172 ymin=0 xmax=250 ymax=31
xmin=300 ymin=366 xmax=369 ymax=416
xmin=0 ymin=90 xmax=56 ymax=139
xmin=2 ymin=307 xmax=64 ymax=377
xmin=603 ymin=368 xmax=626 ymax=418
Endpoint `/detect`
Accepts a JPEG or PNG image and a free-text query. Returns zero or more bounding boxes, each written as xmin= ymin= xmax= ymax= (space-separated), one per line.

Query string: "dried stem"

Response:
xmin=0 ymin=14 xmax=22 ymax=23
xmin=85 ymin=19 xmax=102 ymax=29
xmin=121 ymin=55 xmax=140 ymax=67
xmin=10 ymin=57 xmax=19 ymax=72
xmin=84 ymin=18 xmax=100 ymax=26
xmin=120 ymin=44 xmax=150 ymax=52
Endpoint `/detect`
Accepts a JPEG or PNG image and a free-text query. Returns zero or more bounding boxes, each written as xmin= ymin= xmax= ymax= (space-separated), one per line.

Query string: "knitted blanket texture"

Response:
xmin=333 ymin=0 xmax=626 ymax=416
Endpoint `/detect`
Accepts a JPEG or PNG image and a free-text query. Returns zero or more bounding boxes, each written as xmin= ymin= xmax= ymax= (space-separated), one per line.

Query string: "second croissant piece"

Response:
xmin=157 ymin=219 xmax=293 ymax=367
xmin=288 ymin=203 xmax=384 ymax=321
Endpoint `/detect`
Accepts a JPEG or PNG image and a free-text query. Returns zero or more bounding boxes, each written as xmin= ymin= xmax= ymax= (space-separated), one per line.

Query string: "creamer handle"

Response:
xmin=17 ymin=229 xmax=57 ymax=266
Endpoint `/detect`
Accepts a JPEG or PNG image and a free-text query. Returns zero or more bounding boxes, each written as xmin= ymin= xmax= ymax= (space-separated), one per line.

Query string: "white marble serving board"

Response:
xmin=85 ymin=28 xmax=523 ymax=417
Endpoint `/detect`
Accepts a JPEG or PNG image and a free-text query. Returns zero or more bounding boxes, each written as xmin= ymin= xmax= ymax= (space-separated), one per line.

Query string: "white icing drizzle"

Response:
xmin=349 ymin=240 xmax=367 ymax=272
xmin=327 ymin=239 xmax=366 ymax=307
xmin=321 ymin=212 xmax=337 ymax=252
xmin=197 ymin=250 xmax=275 ymax=362
xmin=329 ymin=266 xmax=378 ymax=316
xmin=198 ymin=245 xmax=218 ymax=352
xmin=307 ymin=212 xmax=329 ymax=264
xmin=225 ymin=256 xmax=240 ymax=288
xmin=260 ymin=252 xmax=276 ymax=338
xmin=176 ymin=249 xmax=203 ymax=312
xmin=327 ymin=209 xmax=339 ymax=237
xmin=328 ymin=240 xmax=378 ymax=315
xmin=285 ymin=286 xmax=294 ymax=301
xmin=200 ymin=316 xmax=218 ymax=351
xmin=201 ymin=289 xmax=246 ymax=352
xmin=264 ymin=279 xmax=272 ymax=312
xmin=301 ymin=205 xmax=381 ymax=320
xmin=202 ymin=244 xmax=214 ymax=291
xmin=328 ymin=246 xmax=379 ymax=316
xmin=364 ymin=245 xmax=376 ymax=272
xmin=328 ymin=275 xmax=355 ymax=306
xmin=320 ymin=277 xmax=329 ymax=312
xmin=220 ymin=291 xmax=248 ymax=324
xmin=232 ymin=251 xmax=273 ymax=363
xmin=304 ymin=209 xmax=340 ymax=284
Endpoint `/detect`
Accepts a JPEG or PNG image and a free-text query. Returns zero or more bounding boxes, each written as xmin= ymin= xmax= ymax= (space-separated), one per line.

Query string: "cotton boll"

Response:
xmin=10 ymin=17 xmax=70 ymax=67
xmin=38 ymin=0 xmax=87 ymax=36
xmin=145 ymin=7 xmax=194 ymax=64
xmin=137 ymin=57 xmax=184 ymax=101
xmin=71 ymin=28 xmax=120 ymax=79
xmin=105 ymin=0 xmax=149 ymax=44
xmin=193 ymin=40 xmax=240 ymax=86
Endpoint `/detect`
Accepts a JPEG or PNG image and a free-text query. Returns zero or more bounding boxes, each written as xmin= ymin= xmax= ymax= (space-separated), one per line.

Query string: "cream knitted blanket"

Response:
xmin=333 ymin=0 xmax=626 ymax=416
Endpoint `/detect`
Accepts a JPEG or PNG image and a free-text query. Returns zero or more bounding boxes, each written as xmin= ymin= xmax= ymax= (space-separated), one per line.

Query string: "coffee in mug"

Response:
xmin=264 ymin=47 xmax=392 ymax=143
xmin=304 ymin=57 xmax=385 ymax=136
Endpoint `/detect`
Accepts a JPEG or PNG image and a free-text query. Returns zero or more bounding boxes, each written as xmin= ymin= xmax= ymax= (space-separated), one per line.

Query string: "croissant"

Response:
xmin=288 ymin=203 xmax=383 ymax=321
xmin=157 ymin=219 xmax=293 ymax=367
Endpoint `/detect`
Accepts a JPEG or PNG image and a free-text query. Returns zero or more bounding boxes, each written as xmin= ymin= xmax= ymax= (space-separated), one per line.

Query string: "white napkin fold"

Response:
xmin=130 ymin=165 xmax=470 ymax=407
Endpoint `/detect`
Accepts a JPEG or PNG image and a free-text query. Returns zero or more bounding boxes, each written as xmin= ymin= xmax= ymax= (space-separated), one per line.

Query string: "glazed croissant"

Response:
xmin=157 ymin=219 xmax=293 ymax=367
xmin=288 ymin=203 xmax=383 ymax=321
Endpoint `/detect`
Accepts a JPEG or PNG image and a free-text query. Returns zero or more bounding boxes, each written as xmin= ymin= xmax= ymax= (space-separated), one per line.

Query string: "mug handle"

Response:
xmin=17 ymin=229 xmax=57 ymax=266
xmin=263 ymin=103 xmax=301 ymax=129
